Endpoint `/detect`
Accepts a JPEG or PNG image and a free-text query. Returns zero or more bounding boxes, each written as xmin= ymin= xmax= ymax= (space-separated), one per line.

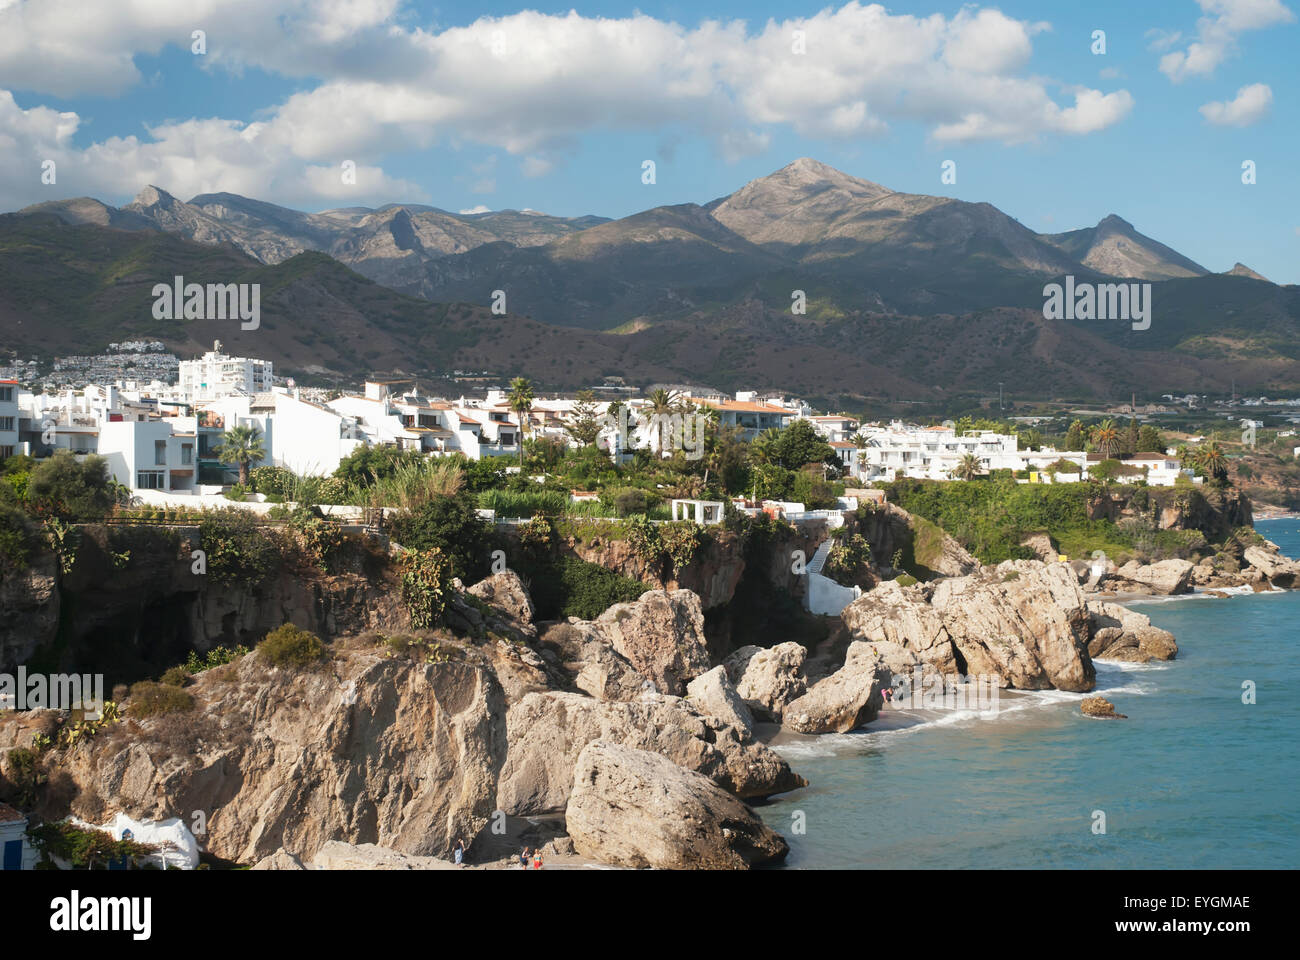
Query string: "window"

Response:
xmin=0 ymin=446 xmax=13 ymax=459
xmin=181 ymin=444 xmax=193 ymax=465
xmin=0 ymin=417 xmax=13 ymax=431
xmin=137 ymin=471 xmax=165 ymax=489
xmin=155 ymin=440 xmax=167 ymax=465
xmin=0 ymin=387 xmax=12 ymax=402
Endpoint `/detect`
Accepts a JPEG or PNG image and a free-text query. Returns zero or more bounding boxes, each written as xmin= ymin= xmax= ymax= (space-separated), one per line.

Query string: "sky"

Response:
xmin=0 ymin=0 xmax=1297 ymax=281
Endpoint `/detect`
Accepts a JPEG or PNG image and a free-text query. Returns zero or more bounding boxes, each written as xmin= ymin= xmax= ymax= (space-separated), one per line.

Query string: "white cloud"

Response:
xmin=1158 ymin=0 xmax=1294 ymax=82
xmin=1200 ymin=82 xmax=1273 ymax=125
xmin=0 ymin=90 xmax=422 ymax=211
xmin=0 ymin=2 xmax=1137 ymax=209
xmin=458 ymin=205 xmax=491 ymax=215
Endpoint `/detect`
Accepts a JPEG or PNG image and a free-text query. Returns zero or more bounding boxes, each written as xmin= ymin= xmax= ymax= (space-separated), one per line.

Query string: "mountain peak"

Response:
xmin=128 ymin=185 xmax=179 ymax=209
xmin=1096 ymin=213 xmax=1134 ymax=232
xmin=1227 ymin=262 xmax=1269 ymax=282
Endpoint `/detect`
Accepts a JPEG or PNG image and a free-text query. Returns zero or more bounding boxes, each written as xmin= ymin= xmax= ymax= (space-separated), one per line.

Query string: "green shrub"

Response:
xmin=389 ymin=493 xmax=489 ymax=580
xmin=530 ymin=557 xmax=651 ymax=620
xmin=26 ymin=451 xmax=121 ymax=520
xmin=256 ymin=623 xmax=325 ymax=668
xmin=0 ymin=505 xmax=37 ymax=577
xmin=198 ymin=510 xmax=279 ymax=585
xmin=160 ymin=666 xmax=190 ymax=687
xmin=397 ymin=549 xmax=454 ymax=629
xmin=659 ymin=520 xmax=702 ymax=574
xmin=185 ymin=644 xmax=250 ymax=673
xmin=126 ymin=681 xmax=195 ymax=718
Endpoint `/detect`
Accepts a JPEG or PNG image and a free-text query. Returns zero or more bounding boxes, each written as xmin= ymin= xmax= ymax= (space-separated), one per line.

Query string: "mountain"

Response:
xmin=1040 ymin=214 xmax=1209 ymax=280
xmin=6 ymin=159 xmax=1297 ymax=404
xmin=19 ymin=160 xmax=1225 ymax=329
xmin=21 ymin=186 xmax=609 ymax=303
xmin=3 ymin=209 xmax=1300 ymax=407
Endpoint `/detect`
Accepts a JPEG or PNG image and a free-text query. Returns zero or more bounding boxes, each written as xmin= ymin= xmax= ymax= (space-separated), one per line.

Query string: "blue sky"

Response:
xmin=1 ymin=0 xmax=1296 ymax=281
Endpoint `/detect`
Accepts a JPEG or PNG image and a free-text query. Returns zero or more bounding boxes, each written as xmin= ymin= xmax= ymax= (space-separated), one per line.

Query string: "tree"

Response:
xmin=646 ymin=388 xmax=683 ymax=457
xmin=27 ymin=452 xmax=120 ymax=520
xmin=769 ymin=419 xmax=835 ymax=472
xmin=1090 ymin=420 xmax=1121 ymax=459
xmin=215 ymin=424 xmax=266 ymax=486
xmin=507 ymin=378 xmax=535 ymax=466
xmin=1064 ymin=420 xmax=1087 ymax=451
xmin=1124 ymin=417 xmax=1140 ymax=456
xmin=1195 ymin=443 xmax=1228 ymax=484
xmin=952 ymin=452 xmax=983 ymax=481
xmin=565 ymin=390 xmax=602 ymax=447
xmin=1137 ymin=425 xmax=1164 ymax=453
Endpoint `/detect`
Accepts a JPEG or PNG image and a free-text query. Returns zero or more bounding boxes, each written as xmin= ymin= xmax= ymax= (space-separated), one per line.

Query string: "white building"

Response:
xmin=858 ymin=422 xmax=1087 ymax=483
xmin=1 ymin=803 xmax=39 ymax=871
xmin=0 ymin=380 xmax=19 ymax=460
xmin=98 ymin=419 xmax=199 ymax=493
xmin=178 ymin=341 xmax=273 ymax=403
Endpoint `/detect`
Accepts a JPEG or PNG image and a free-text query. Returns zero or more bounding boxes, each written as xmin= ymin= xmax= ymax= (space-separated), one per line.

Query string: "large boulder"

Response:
xmin=840 ymin=579 xmax=959 ymax=674
xmin=931 ymin=560 xmax=1095 ymax=691
xmin=783 ymin=642 xmax=893 ymax=734
xmin=497 ymin=691 xmax=803 ymax=815
xmin=595 ymin=590 xmax=711 ymax=696
xmin=1115 ymin=559 xmax=1195 ymax=595
xmin=538 ymin=620 xmax=649 ymax=702
xmin=1086 ymin=601 xmax=1178 ymax=662
xmin=467 ymin=569 xmax=536 ymax=625
xmin=565 ymin=740 xmax=789 ymax=870
xmin=26 ymin=649 xmax=507 ymax=865
xmin=723 ymin=642 xmax=809 ymax=721
xmin=685 ymin=666 xmax=754 ymax=736
xmin=1243 ymin=545 xmax=1300 ymax=588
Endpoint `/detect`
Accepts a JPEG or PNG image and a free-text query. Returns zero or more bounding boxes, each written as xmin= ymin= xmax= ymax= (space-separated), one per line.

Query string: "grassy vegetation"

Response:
xmin=885 ymin=476 xmax=1226 ymax=565
xmin=256 ymin=623 xmax=325 ymax=668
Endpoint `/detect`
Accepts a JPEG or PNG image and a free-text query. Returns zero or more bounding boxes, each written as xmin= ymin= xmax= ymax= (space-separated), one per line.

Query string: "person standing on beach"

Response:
xmin=454 ymin=838 xmax=466 ymax=866
xmin=533 ymin=848 xmax=544 ymax=870
xmin=520 ymin=847 xmax=530 ymax=869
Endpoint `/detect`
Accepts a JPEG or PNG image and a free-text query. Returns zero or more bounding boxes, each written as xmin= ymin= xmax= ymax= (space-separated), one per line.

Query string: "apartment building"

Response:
xmin=177 ymin=340 xmax=273 ymax=402
xmin=0 ymin=380 xmax=19 ymax=460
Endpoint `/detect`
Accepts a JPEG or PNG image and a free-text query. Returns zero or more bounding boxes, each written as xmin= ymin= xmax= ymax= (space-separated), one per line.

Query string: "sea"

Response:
xmin=757 ymin=518 xmax=1300 ymax=869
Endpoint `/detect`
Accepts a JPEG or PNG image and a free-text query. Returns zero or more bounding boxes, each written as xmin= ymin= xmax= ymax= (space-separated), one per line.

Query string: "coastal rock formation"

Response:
xmin=1242 ymin=545 xmax=1300 ymax=588
xmin=595 ymin=590 xmax=710 ymax=696
xmin=1114 ymin=558 xmax=1195 ymax=595
xmin=538 ymin=620 xmax=649 ymax=701
xmin=1087 ymin=602 xmax=1178 ymax=662
xmin=1081 ymin=696 xmax=1127 ymax=719
xmin=252 ymin=841 xmax=458 ymax=870
xmin=783 ymin=642 xmax=892 ymax=734
xmin=839 ymin=579 xmax=959 ymax=675
xmin=931 ymin=560 xmax=1095 ymax=691
xmin=723 ymin=642 xmax=809 ymax=721
xmin=565 ymin=740 xmax=789 ymax=870
xmin=496 ymin=691 xmax=803 ymax=815
xmin=467 ymin=570 xmax=536 ymax=626
xmin=686 ymin=666 xmax=755 ymax=736
xmin=23 ymin=649 xmax=507 ymax=864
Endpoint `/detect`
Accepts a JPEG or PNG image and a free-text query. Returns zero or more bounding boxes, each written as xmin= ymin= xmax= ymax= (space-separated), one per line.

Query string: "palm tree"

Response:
xmin=647 ymin=388 xmax=682 ymax=457
xmin=1196 ymin=443 xmax=1228 ymax=483
xmin=749 ymin=427 xmax=782 ymax=466
xmin=507 ymin=377 xmax=534 ymax=466
xmin=1091 ymin=420 xmax=1121 ymax=459
xmin=215 ymin=424 xmax=265 ymax=486
xmin=952 ymin=452 xmax=983 ymax=481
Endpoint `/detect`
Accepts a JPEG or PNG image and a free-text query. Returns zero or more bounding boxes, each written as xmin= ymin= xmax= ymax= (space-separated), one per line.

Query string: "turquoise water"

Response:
xmin=758 ymin=518 xmax=1300 ymax=869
